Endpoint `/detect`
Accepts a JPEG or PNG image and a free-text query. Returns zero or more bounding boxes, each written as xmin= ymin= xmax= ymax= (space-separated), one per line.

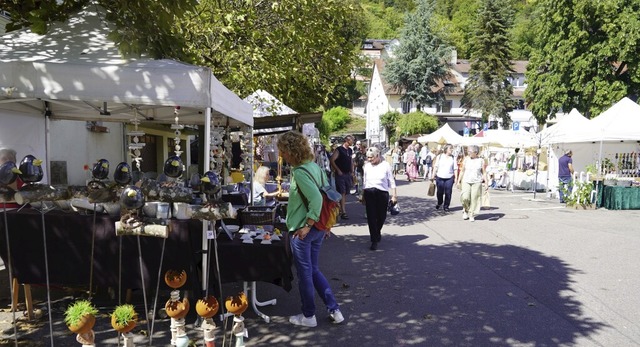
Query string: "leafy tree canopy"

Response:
xmin=383 ymin=0 xmax=452 ymax=108
xmin=396 ymin=111 xmax=439 ymax=136
xmin=177 ymin=0 xmax=368 ymax=112
xmin=525 ymin=0 xmax=640 ymax=121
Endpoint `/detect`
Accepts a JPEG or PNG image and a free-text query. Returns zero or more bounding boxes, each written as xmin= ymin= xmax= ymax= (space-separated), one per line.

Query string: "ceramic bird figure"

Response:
xmin=163 ymin=155 xmax=184 ymax=178
xmin=0 ymin=161 xmax=21 ymax=186
xmin=114 ymin=162 xmax=132 ymax=186
xmin=120 ymin=185 xmax=145 ymax=210
xmin=200 ymin=171 xmax=221 ymax=200
xmin=18 ymin=155 xmax=43 ymax=183
xmin=92 ymin=159 xmax=110 ymax=180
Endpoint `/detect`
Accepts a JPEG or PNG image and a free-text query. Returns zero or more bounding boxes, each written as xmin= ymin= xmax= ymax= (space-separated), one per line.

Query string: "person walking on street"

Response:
xmin=391 ymin=146 xmax=401 ymax=179
xmin=362 ymin=146 xmax=397 ymax=251
xmin=422 ymin=147 xmax=435 ymax=180
xmin=432 ymin=144 xmax=458 ymax=212
xmin=457 ymin=145 xmax=488 ymax=222
xmin=277 ymin=131 xmax=344 ymax=327
xmin=353 ymin=141 xmax=367 ymax=195
xmin=558 ymin=149 xmax=574 ymax=203
xmin=404 ymin=145 xmax=419 ymax=181
xmin=330 ymin=135 xmax=355 ymax=219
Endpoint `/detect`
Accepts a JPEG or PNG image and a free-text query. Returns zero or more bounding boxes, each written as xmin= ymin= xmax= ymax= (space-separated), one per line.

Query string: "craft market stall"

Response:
xmin=0 ymin=5 xmax=294 ymax=347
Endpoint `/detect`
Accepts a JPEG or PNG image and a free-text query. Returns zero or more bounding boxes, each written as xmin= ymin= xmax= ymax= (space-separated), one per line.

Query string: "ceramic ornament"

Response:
xmin=164 ymin=270 xmax=190 ymax=347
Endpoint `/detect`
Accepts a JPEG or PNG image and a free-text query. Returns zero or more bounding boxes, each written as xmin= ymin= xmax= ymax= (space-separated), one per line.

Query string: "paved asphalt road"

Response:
xmin=1 ymin=177 xmax=639 ymax=346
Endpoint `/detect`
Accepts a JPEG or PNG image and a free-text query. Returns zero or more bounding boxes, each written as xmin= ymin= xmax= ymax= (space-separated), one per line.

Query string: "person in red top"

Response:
xmin=0 ymin=148 xmax=23 ymax=209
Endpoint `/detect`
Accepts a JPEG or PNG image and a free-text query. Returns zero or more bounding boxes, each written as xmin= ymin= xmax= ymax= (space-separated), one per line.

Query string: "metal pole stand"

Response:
xmin=232 ymin=315 xmax=247 ymax=347
xmin=242 ymin=281 xmax=276 ymax=323
xmin=201 ymin=318 xmax=216 ymax=347
xmin=121 ymin=333 xmax=135 ymax=347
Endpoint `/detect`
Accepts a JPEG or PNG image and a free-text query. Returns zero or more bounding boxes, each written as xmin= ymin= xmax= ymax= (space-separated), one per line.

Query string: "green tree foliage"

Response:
xmin=362 ymin=1 xmax=409 ymax=39
xmin=396 ymin=111 xmax=439 ymax=136
xmin=461 ymin=0 xmax=515 ymax=127
xmin=323 ymin=107 xmax=352 ymax=132
xmin=433 ymin=0 xmax=480 ymax=58
xmin=177 ymin=0 xmax=367 ymax=112
xmin=380 ymin=110 xmax=401 ymax=144
xmin=383 ymin=0 xmax=452 ymax=109
xmin=1 ymin=0 xmax=197 ymax=60
xmin=509 ymin=0 xmax=536 ymax=60
xmin=525 ymin=0 xmax=640 ymax=122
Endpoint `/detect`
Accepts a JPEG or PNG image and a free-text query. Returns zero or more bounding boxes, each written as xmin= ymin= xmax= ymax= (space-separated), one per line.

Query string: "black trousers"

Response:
xmin=363 ymin=188 xmax=389 ymax=243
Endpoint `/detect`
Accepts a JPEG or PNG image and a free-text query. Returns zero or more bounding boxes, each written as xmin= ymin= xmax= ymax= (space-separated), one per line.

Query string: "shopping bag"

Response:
xmin=482 ymin=190 xmax=491 ymax=208
xmin=427 ymin=180 xmax=436 ymax=197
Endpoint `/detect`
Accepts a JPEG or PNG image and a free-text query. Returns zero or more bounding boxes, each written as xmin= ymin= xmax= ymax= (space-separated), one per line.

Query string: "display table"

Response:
xmin=0 ymin=209 xmax=292 ymax=293
xmin=599 ymin=186 xmax=640 ymax=210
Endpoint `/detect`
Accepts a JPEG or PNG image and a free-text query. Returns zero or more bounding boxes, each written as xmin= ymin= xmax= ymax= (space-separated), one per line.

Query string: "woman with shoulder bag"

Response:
xmin=457 ymin=145 xmax=488 ymax=222
xmin=431 ymin=144 xmax=458 ymax=212
xmin=362 ymin=146 xmax=397 ymax=251
xmin=277 ymin=131 xmax=344 ymax=327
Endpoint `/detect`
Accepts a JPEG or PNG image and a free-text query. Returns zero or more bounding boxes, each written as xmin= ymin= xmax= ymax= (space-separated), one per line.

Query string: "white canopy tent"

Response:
xmin=417 ymin=123 xmax=463 ymax=144
xmin=467 ymin=129 xmax=538 ymax=148
xmin=539 ymin=108 xmax=590 ymax=146
xmin=575 ymin=97 xmax=640 ymax=142
xmin=0 ymin=5 xmax=253 ymax=182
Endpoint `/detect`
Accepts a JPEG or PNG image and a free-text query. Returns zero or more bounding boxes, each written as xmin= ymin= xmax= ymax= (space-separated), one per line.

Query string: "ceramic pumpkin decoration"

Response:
xmin=166 ymin=298 xmax=190 ymax=319
xmin=165 ymin=269 xmax=187 ymax=289
xmin=196 ymin=296 xmax=220 ymax=319
xmin=225 ymin=292 xmax=248 ymax=316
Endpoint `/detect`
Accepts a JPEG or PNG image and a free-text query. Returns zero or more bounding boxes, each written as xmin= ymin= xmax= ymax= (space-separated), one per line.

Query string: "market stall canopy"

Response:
xmin=538 ymin=108 xmax=590 ymax=145
xmin=244 ymin=90 xmax=321 ymax=135
xmin=0 ymin=5 xmax=253 ymax=126
xmin=470 ymin=129 xmax=537 ymax=148
xmin=568 ymin=97 xmax=640 ymax=143
xmin=417 ymin=123 xmax=463 ymax=144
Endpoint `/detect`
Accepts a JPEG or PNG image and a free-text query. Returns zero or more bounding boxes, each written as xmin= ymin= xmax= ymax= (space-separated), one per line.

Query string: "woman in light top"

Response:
xmin=362 ymin=146 xmax=397 ymax=251
xmin=252 ymin=166 xmax=280 ymax=205
xmin=457 ymin=145 xmax=488 ymax=222
xmin=431 ymin=144 xmax=458 ymax=212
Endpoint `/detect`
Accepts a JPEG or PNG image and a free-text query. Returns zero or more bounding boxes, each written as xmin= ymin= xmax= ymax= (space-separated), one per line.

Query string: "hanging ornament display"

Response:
xmin=127 ymin=108 xmax=146 ymax=171
xmin=210 ymin=119 xmax=226 ymax=177
xmin=239 ymin=126 xmax=253 ymax=179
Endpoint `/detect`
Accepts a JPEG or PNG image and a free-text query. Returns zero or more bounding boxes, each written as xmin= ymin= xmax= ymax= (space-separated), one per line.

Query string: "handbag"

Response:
xmin=427 ymin=180 xmax=436 ymax=197
xmin=388 ymin=200 xmax=400 ymax=215
xmin=482 ymin=190 xmax=491 ymax=208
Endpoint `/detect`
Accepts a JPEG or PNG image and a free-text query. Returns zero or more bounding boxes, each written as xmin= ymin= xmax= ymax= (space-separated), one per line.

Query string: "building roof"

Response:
xmin=452 ymin=60 xmax=528 ymax=74
xmin=374 ymin=58 xmax=464 ymax=96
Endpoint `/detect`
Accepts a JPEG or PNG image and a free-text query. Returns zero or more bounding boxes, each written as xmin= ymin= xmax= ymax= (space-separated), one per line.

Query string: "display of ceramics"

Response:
xmin=165 ymin=298 xmax=190 ymax=319
xmin=195 ymin=296 xmax=219 ymax=319
xmin=164 ymin=270 xmax=187 ymax=289
xmin=224 ymin=292 xmax=248 ymax=316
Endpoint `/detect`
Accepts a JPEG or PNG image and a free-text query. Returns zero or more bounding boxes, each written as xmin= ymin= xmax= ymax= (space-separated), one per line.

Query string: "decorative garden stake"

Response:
xmin=64 ymin=300 xmax=98 ymax=347
xmin=111 ymin=304 xmax=138 ymax=347
xmin=164 ymin=270 xmax=190 ymax=346
xmin=196 ymin=296 xmax=220 ymax=347
xmin=225 ymin=292 xmax=249 ymax=347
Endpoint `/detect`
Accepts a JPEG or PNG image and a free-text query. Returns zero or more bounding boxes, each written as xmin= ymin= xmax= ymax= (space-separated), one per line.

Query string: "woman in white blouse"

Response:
xmin=431 ymin=144 xmax=458 ymax=212
xmin=362 ymin=147 xmax=397 ymax=250
xmin=457 ymin=145 xmax=488 ymax=221
xmin=253 ymin=166 xmax=280 ymax=205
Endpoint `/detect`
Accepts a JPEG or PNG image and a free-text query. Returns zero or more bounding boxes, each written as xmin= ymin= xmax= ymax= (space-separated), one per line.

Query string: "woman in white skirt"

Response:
xmin=457 ymin=145 xmax=488 ymax=221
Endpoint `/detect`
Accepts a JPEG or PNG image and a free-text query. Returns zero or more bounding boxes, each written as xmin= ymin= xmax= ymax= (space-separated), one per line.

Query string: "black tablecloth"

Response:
xmin=0 ymin=209 xmax=292 ymax=292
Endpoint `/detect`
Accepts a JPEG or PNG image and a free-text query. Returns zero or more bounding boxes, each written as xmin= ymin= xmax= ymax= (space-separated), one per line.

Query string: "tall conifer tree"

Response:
xmin=461 ymin=0 xmax=515 ymax=128
xmin=383 ymin=0 xmax=452 ymax=110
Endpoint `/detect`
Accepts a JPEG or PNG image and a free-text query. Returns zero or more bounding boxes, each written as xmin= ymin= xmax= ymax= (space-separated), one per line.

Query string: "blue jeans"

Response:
xmin=290 ymin=226 xmax=339 ymax=317
xmin=559 ymin=176 xmax=573 ymax=202
xmin=435 ymin=176 xmax=455 ymax=208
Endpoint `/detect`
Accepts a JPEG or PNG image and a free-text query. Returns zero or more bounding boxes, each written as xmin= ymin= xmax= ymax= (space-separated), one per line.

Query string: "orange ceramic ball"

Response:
xmin=164 ymin=269 xmax=187 ymax=289
xmin=165 ymin=298 xmax=190 ymax=319
xmin=196 ymin=296 xmax=220 ymax=318
xmin=225 ymin=292 xmax=248 ymax=316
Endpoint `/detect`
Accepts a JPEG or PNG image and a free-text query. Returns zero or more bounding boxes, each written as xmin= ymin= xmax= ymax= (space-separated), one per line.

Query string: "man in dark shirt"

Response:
xmin=330 ymin=135 xmax=355 ymax=219
xmin=558 ymin=149 xmax=574 ymax=203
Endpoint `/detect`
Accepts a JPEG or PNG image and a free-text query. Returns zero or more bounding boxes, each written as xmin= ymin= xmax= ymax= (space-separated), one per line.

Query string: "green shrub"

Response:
xmin=323 ymin=107 xmax=351 ymax=132
xmin=64 ymin=300 xmax=98 ymax=326
xmin=112 ymin=304 xmax=137 ymax=326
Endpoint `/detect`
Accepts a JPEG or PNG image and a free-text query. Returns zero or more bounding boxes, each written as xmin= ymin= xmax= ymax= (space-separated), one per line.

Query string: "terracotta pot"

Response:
xmin=111 ymin=314 xmax=137 ymax=334
xmin=68 ymin=314 xmax=96 ymax=335
xmin=225 ymin=292 xmax=248 ymax=316
xmin=165 ymin=298 xmax=190 ymax=319
xmin=164 ymin=270 xmax=188 ymax=289
xmin=196 ymin=296 xmax=219 ymax=319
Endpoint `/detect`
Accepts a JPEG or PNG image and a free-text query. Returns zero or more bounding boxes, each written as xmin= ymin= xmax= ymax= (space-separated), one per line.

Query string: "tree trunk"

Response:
xmin=14 ymin=184 xmax=70 ymax=205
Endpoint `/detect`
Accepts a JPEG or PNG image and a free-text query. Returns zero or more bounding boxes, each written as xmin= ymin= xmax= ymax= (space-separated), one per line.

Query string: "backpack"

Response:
xmin=296 ymin=166 xmax=341 ymax=231
xmin=425 ymin=155 xmax=432 ymax=165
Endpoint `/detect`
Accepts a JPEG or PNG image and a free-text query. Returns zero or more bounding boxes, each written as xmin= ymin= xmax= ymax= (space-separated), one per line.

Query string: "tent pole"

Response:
xmin=595 ymin=137 xmax=604 ymax=207
xmin=202 ymin=108 xmax=212 ymax=297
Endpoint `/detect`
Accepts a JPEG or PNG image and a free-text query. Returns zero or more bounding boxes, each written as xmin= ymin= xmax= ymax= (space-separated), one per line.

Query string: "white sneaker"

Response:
xmin=289 ymin=314 xmax=317 ymax=327
xmin=329 ymin=309 xmax=344 ymax=324
xmin=462 ymin=211 xmax=469 ymax=220
xmin=469 ymin=214 xmax=475 ymax=222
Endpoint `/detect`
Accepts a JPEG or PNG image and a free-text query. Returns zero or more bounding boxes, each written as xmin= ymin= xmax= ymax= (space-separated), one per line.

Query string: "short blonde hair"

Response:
xmin=254 ymin=166 xmax=270 ymax=185
xmin=366 ymin=146 xmax=380 ymax=158
xmin=277 ymin=131 xmax=314 ymax=166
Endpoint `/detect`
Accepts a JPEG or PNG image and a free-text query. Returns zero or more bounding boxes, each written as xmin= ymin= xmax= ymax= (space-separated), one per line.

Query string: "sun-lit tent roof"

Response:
xmin=538 ymin=109 xmax=590 ymax=145
xmin=417 ymin=123 xmax=463 ymax=144
xmin=570 ymin=97 xmax=640 ymax=143
xmin=469 ymin=129 xmax=537 ymax=148
xmin=0 ymin=5 xmax=252 ymax=126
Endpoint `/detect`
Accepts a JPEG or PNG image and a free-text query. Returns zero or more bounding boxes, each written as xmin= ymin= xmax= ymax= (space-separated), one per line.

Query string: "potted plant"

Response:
xmin=64 ymin=299 xmax=98 ymax=334
xmin=111 ymin=304 xmax=138 ymax=334
xmin=563 ymin=181 xmax=595 ymax=209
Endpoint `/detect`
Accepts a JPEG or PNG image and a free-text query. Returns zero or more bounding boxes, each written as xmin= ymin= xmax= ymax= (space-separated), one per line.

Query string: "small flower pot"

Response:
xmin=111 ymin=314 xmax=137 ymax=334
xmin=68 ymin=314 xmax=96 ymax=335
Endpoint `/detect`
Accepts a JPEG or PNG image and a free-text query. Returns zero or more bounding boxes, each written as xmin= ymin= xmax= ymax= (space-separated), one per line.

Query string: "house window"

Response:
xmin=438 ymin=100 xmax=452 ymax=113
xmin=401 ymin=100 xmax=413 ymax=114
